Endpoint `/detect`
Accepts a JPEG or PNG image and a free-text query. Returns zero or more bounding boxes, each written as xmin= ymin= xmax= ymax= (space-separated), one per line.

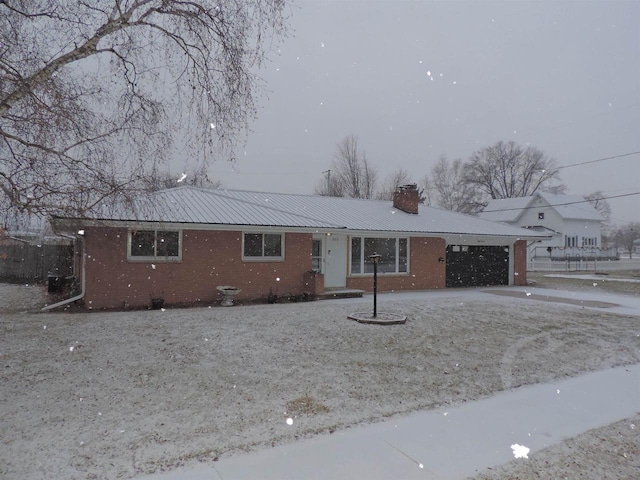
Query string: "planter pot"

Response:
xmin=217 ymin=285 xmax=241 ymax=307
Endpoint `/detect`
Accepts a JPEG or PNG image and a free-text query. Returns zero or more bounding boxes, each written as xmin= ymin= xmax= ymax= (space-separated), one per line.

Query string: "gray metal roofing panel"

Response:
xmin=479 ymin=193 xmax=604 ymax=223
xmin=87 ymin=186 xmax=549 ymax=239
xmin=479 ymin=197 xmax=533 ymax=222
xmin=536 ymin=192 xmax=604 ymax=221
xmin=199 ymin=188 xmax=547 ymax=238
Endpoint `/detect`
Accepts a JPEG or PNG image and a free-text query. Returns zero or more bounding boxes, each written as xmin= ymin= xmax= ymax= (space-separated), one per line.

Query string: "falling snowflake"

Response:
xmin=286 ymin=417 xmax=294 ymax=426
xmin=511 ymin=444 xmax=530 ymax=459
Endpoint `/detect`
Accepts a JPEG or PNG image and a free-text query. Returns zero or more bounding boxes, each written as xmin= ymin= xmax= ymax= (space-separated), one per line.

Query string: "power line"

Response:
xmin=559 ymin=151 xmax=640 ymax=170
xmin=482 ymin=191 xmax=640 ymax=213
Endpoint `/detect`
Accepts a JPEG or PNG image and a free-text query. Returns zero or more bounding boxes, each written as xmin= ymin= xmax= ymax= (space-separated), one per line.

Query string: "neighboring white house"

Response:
xmin=478 ymin=192 xmax=609 ymax=260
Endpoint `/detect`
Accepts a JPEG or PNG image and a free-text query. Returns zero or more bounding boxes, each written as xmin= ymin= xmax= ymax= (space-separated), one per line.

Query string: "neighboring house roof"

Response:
xmin=477 ymin=196 xmax=531 ymax=223
xmin=53 ymin=186 xmax=550 ymax=240
xmin=479 ymin=192 xmax=604 ymax=223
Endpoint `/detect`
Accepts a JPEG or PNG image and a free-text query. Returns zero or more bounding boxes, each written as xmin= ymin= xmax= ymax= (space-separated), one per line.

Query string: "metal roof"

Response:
xmin=478 ymin=197 xmax=531 ymax=222
xmin=62 ymin=186 xmax=550 ymax=240
xmin=479 ymin=192 xmax=604 ymax=223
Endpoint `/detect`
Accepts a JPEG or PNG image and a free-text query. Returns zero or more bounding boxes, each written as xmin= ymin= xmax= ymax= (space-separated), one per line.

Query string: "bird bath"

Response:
xmin=217 ymin=285 xmax=241 ymax=306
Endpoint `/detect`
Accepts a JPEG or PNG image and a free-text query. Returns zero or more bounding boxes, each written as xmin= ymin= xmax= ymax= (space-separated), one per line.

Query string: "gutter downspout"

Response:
xmin=41 ymin=235 xmax=85 ymax=311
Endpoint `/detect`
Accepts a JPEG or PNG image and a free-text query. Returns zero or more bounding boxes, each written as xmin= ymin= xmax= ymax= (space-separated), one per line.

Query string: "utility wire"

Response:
xmin=558 ymin=151 xmax=640 ymax=170
xmin=481 ymin=191 xmax=640 ymax=213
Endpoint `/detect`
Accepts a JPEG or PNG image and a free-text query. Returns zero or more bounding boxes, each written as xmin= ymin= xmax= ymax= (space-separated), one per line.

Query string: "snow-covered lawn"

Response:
xmin=1 ymin=283 xmax=639 ymax=479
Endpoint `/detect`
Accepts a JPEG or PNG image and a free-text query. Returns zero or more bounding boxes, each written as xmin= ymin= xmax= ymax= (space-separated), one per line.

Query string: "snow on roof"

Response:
xmin=57 ymin=186 xmax=550 ymax=239
xmin=537 ymin=192 xmax=604 ymax=221
xmin=478 ymin=197 xmax=532 ymax=222
xmin=479 ymin=192 xmax=604 ymax=223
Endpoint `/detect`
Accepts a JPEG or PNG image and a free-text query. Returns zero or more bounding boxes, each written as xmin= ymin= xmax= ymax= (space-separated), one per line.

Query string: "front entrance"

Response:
xmin=314 ymin=234 xmax=347 ymax=288
xmin=446 ymin=245 xmax=510 ymax=287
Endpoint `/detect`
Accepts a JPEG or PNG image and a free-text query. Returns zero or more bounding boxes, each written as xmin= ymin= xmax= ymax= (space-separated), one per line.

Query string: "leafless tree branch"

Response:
xmin=1 ymin=0 xmax=287 ymax=216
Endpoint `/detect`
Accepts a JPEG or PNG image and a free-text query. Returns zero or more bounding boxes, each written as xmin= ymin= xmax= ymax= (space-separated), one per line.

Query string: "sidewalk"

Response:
xmin=135 ymin=363 xmax=640 ymax=480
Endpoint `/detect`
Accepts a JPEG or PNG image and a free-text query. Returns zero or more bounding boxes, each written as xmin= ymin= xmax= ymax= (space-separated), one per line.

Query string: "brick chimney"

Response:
xmin=392 ymin=184 xmax=419 ymax=214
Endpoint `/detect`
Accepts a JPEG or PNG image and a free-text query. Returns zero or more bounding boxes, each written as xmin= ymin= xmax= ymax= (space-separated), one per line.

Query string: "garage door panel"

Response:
xmin=446 ymin=245 xmax=509 ymax=287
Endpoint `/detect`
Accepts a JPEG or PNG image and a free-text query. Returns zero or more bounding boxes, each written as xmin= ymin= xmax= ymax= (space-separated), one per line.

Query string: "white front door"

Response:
xmin=324 ymin=234 xmax=347 ymax=288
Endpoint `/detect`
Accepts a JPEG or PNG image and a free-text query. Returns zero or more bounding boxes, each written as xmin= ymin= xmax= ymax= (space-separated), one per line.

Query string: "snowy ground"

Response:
xmin=1 ymin=282 xmax=639 ymax=479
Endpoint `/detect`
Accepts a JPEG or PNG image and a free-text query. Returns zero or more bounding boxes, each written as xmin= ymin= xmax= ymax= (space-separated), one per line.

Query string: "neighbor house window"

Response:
xmin=129 ymin=230 xmax=181 ymax=261
xmin=350 ymin=237 xmax=408 ymax=274
xmin=538 ymin=212 xmax=545 ymax=220
xmin=243 ymin=233 xmax=284 ymax=260
xmin=565 ymin=235 xmax=578 ymax=248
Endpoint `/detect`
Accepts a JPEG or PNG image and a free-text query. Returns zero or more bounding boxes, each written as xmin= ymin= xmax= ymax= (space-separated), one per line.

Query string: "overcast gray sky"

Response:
xmin=206 ymin=0 xmax=639 ymax=223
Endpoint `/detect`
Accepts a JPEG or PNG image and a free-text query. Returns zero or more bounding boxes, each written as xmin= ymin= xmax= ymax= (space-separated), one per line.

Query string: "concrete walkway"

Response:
xmin=134 ymin=363 xmax=640 ymax=480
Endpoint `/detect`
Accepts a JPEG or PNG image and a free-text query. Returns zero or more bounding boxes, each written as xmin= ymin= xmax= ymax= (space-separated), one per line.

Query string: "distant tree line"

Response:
xmin=604 ymin=222 xmax=640 ymax=258
xmin=314 ymin=135 xmax=570 ymax=214
xmin=315 ymin=134 xmax=640 ymax=254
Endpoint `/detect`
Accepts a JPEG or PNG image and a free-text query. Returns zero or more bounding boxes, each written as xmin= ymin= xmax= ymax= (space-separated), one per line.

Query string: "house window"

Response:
xmin=538 ymin=212 xmax=545 ymax=220
xmin=350 ymin=237 xmax=408 ymax=274
xmin=129 ymin=230 xmax=181 ymax=261
xmin=243 ymin=233 xmax=284 ymax=260
xmin=311 ymin=239 xmax=322 ymax=272
xmin=565 ymin=235 xmax=578 ymax=248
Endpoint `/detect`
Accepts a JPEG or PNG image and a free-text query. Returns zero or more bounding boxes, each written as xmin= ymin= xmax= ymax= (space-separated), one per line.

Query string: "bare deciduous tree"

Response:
xmin=1 ymin=0 xmax=286 ymax=216
xmin=143 ymin=165 xmax=223 ymax=192
xmin=464 ymin=141 xmax=564 ymax=200
xmin=584 ymin=191 xmax=612 ymax=223
xmin=376 ymin=167 xmax=411 ymax=201
xmin=427 ymin=155 xmax=483 ymax=214
xmin=314 ymin=135 xmax=377 ymax=199
xmin=612 ymin=222 xmax=640 ymax=259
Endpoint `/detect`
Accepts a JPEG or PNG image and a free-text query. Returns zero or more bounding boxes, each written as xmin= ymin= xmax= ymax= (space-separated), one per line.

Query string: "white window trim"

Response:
xmin=127 ymin=229 xmax=182 ymax=262
xmin=241 ymin=232 xmax=285 ymax=262
xmin=349 ymin=236 xmax=409 ymax=275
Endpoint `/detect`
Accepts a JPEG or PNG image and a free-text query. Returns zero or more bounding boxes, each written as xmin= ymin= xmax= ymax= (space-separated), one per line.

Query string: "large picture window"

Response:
xmin=129 ymin=230 xmax=181 ymax=261
xmin=350 ymin=237 xmax=408 ymax=274
xmin=243 ymin=233 xmax=284 ymax=260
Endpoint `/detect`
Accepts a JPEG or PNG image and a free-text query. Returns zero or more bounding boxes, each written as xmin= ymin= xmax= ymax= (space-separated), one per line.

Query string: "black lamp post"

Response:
xmin=369 ymin=253 xmax=382 ymax=318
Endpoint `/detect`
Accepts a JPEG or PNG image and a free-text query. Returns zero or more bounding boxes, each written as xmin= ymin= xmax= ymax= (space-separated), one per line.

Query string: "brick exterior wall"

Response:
xmin=79 ymin=227 xmax=525 ymax=309
xmin=83 ymin=228 xmax=313 ymax=309
xmin=346 ymin=237 xmax=446 ymax=292
xmin=513 ymin=239 xmax=528 ymax=286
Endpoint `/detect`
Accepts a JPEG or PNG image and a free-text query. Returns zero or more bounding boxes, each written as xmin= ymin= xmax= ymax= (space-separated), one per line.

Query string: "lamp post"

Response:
xmin=369 ymin=253 xmax=382 ymax=318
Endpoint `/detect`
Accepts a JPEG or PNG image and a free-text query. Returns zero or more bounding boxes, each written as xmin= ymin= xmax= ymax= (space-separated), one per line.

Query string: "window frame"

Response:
xmin=128 ymin=229 xmax=182 ymax=262
xmin=311 ymin=238 xmax=323 ymax=272
xmin=242 ymin=232 xmax=285 ymax=261
xmin=349 ymin=236 xmax=409 ymax=275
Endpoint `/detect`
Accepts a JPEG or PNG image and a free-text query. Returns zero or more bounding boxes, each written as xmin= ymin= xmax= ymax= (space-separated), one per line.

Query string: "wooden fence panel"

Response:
xmin=0 ymin=243 xmax=73 ymax=283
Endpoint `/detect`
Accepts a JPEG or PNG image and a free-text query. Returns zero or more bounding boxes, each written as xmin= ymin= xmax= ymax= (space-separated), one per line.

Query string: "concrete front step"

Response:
xmin=317 ymin=288 xmax=365 ymax=300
